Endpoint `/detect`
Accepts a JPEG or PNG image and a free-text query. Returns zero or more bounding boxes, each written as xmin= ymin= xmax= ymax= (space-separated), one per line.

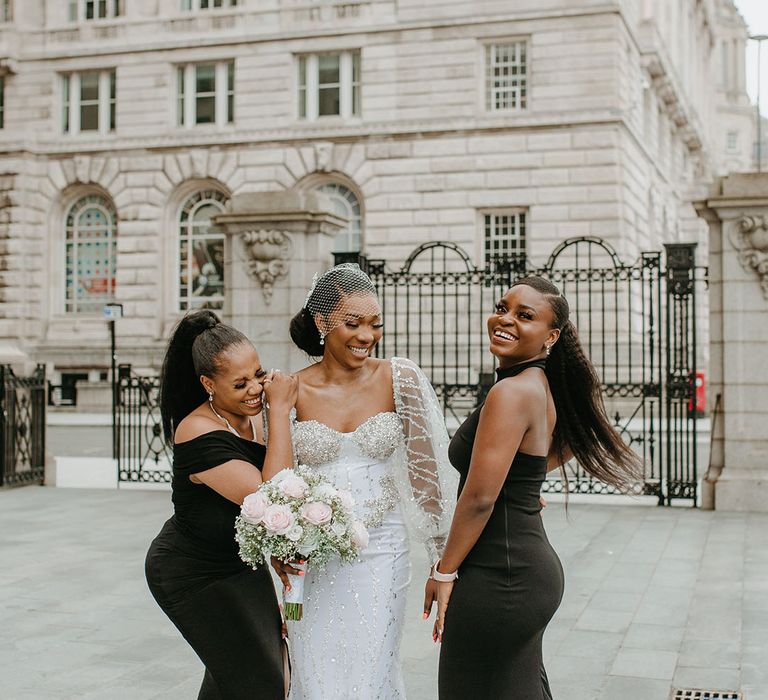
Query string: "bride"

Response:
xmin=277 ymin=263 xmax=456 ymax=699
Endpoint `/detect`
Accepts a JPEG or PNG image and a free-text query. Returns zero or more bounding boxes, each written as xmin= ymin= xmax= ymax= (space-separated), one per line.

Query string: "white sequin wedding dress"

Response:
xmin=286 ymin=357 xmax=456 ymax=700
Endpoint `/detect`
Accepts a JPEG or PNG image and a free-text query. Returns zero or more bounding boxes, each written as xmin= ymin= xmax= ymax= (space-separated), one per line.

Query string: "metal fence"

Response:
xmin=116 ymin=367 xmax=171 ymax=483
xmin=340 ymin=236 xmax=702 ymax=505
xmin=1 ymin=364 xmax=46 ymax=488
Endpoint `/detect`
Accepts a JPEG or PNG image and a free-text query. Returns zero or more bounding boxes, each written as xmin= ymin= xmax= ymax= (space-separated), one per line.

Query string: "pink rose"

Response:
xmin=262 ymin=504 xmax=295 ymax=535
xmin=279 ymin=473 xmax=309 ymax=499
xmin=241 ymin=491 xmax=269 ymax=524
xmin=300 ymin=501 xmax=333 ymax=526
xmin=351 ymin=521 xmax=369 ymax=550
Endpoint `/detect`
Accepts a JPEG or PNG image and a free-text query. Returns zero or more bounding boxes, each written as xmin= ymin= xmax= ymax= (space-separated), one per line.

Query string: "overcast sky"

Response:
xmin=734 ymin=0 xmax=768 ymax=113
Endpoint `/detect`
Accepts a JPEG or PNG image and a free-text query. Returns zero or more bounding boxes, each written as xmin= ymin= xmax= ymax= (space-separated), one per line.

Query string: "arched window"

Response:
xmin=65 ymin=194 xmax=117 ymax=314
xmin=315 ymin=182 xmax=361 ymax=253
xmin=178 ymin=189 xmax=227 ymax=311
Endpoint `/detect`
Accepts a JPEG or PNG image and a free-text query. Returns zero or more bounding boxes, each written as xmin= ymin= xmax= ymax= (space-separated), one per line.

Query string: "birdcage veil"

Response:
xmin=303 ymin=263 xmax=381 ymax=343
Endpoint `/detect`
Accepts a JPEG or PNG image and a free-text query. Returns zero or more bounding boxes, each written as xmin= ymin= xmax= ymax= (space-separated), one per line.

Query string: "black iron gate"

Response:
xmin=0 ymin=364 xmax=46 ymax=488
xmin=116 ymin=366 xmax=172 ymax=483
xmin=346 ymin=236 xmax=701 ymax=505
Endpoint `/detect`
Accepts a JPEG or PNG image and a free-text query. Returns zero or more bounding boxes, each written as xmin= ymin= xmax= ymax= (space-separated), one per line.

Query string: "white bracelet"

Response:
xmin=431 ymin=560 xmax=458 ymax=582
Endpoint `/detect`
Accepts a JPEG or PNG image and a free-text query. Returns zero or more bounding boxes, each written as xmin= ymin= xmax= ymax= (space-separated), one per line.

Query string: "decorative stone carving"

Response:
xmin=735 ymin=215 xmax=768 ymax=299
xmin=240 ymin=229 xmax=293 ymax=303
xmin=314 ymin=142 xmax=333 ymax=172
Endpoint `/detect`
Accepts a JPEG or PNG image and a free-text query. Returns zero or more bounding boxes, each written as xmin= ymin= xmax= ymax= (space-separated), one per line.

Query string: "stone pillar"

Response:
xmin=695 ymin=173 xmax=768 ymax=512
xmin=213 ymin=190 xmax=347 ymax=373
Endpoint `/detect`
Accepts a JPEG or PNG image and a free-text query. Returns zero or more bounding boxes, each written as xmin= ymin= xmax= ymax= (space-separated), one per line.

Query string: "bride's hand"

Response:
xmin=263 ymin=370 xmax=297 ymax=414
xmin=270 ymin=555 xmax=305 ymax=592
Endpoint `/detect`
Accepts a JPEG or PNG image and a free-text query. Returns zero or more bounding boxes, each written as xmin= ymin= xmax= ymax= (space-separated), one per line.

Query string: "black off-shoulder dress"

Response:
xmin=145 ymin=431 xmax=284 ymax=700
xmin=438 ymin=359 xmax=565 ymax=700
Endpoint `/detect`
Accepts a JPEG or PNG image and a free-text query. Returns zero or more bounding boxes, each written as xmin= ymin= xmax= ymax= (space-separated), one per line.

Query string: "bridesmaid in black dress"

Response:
xmin=145 ymin=310 xmax=297 ymax=700
xmin=426 ymin=277 xmax=640 ymax=699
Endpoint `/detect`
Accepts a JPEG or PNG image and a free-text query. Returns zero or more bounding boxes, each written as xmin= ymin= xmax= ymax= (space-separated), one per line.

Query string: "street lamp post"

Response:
xmin=750 ymin=35 xmax=768 ymax=172
xmin=103 ymin=303 xmax=123 ymax=460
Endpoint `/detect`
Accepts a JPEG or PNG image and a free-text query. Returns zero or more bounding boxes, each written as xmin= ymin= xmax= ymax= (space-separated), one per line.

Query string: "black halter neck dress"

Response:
xmin=438 ymin=359 xmax=565 ymax=699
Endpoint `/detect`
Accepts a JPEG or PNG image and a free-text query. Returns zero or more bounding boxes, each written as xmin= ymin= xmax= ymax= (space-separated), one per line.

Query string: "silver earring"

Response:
xmin=545 ymin=345 xmax=552 ymax=356
xmin=208 ymin=392 xmax=214 ymax=402
xmin=319 ymin=332 xmax=325 ymax=346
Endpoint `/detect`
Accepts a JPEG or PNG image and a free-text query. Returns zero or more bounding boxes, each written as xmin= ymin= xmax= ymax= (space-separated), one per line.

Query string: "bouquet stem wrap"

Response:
xmin=284 ymin=562 xmax=307 ymax=621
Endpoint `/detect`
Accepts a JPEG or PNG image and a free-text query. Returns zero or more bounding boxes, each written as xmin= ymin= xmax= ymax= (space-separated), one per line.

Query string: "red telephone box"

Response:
xmin=688 ymin=371 xmax=706 ymax=416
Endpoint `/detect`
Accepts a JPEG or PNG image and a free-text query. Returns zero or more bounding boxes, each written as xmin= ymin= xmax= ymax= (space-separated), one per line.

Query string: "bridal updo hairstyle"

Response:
xmin=290 ymin=266 xmax=378 ymax=357
xmin=512 ymin=276 xmax=641 ymax=492
xmin=159 ymin=309 xmax=249 ymax=443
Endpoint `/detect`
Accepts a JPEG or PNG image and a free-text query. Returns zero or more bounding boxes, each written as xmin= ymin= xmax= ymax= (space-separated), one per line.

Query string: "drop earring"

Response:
xmin=319 ymin=332 xmax=325 ymax=346
xmin=545 ymin=344 xmax=552 ymax=356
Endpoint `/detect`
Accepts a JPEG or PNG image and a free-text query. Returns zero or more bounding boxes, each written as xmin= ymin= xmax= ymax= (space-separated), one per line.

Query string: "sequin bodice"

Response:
xmin=291 ymin=411 xmax=404 ymax=530
xmin=292 ymin=412 xmax=402 ymax=467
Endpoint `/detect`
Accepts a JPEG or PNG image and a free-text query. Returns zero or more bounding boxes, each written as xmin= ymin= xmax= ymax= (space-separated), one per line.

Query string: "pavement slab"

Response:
xmin=2 ymin=486 xmax=764 ymax=699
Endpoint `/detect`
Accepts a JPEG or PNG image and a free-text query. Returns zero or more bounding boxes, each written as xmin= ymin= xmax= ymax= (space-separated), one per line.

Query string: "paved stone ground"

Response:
xmin=1 ymin=486 xmax=765 ymax=700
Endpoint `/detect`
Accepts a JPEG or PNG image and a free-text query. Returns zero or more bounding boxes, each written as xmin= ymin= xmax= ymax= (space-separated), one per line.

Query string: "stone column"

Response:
xmin=695 ymin=173 xmax=768 ymax=512
xmin=213 ymin=190 xmax=347 ymax=373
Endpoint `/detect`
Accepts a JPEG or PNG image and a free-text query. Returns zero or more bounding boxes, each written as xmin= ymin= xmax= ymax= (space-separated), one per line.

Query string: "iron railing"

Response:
xmin=1 ymin=364 xmax=46 ymax=488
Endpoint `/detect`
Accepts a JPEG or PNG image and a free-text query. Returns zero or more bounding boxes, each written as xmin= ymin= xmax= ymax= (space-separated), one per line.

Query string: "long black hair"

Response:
xmin=512 ymin=276 xmax=641 ymax=491
xmin=159 ymin=310 xmax=249 ymax=443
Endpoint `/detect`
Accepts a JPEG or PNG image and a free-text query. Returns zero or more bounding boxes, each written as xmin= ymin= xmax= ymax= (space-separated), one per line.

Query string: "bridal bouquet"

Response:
xmin=235 ymin=466 xmax=369 ymax=620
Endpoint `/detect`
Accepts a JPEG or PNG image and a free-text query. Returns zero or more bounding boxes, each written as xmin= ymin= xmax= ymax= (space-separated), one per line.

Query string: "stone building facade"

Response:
xmin=0 ymin=0 xmax=753 ymax=394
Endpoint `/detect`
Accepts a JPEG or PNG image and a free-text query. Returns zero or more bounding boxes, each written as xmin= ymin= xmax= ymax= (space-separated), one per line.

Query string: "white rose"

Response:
xmin=268 ymin=469 xmax=291 ymax=485
xmin=298 ymin=528 xmax=320 ymax=556
xmin=241 ymin=491 xmax=269 ymax=524
xmin=351 ymin=521 xmax=370 ymax=550
xmin=313 ymin=483 xmax=338 ymax=501
xmin=286 ymin=524 xmax=304 ymax=542
xmin=262 ymin=504 xmax=295 ymax=535
xmin=279 ymin=474 xmax=309 ymax=499
xmin=331 ymin=520 xmax=347 ymax=537
xmin=337 ymin=489 xmax=356 ymax=511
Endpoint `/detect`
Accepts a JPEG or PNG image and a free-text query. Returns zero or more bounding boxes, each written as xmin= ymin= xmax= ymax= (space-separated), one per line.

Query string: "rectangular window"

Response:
xmin=1 ymin=1 xmax=11 ymax=22
xmin=483 ymin=210 xmax=527 ymax=267
xmin=726 ymin=130 xmax=739 ymax=153
xmin=61 ymin=70 xmax=117 ymax=135
xmin=0 ymin=77 xmax=4 ymax=129
xmin=177 ymin=61 xmax=235 ymax=127
xmin=485 ymin=41 xmax=527 ymax=111
xmin=70 ymin=0 xmax=121 ymax=21
xmin=182 ymin=0 xmax=237 ymax=9
xmin=296 ymin=51 xmax=361 ymax=121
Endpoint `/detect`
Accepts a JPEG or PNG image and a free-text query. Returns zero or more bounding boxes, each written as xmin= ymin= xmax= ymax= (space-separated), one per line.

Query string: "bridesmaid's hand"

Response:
xmin=263 ymin=371 xmax=298 ymax=414
xmin=433 ymin=580 xmax=454 ymax=643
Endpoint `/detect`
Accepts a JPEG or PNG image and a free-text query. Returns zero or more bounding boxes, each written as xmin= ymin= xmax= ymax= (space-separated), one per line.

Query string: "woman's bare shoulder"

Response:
xmin=174 ymin=410 xmax=223 ymax=443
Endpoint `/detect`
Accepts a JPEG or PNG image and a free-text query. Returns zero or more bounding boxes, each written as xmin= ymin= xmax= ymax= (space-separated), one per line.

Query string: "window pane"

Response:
xmin=195 ymin=64 xmax=215 ymax=94
xmin=318 ymin=55 xmax=340 ymax=85
xmin=98 ymin=0 xmax=107 ymax=18
xmin=318 ymin=87 xmax=340 ymax=116
xmin=62 ymin=75 xmax=70 ymax=132
xmin=69 ymin=0 xmax=78 ymax=21
xmin=66 ymin=196 xmax=117 ymax=314
xmin=177 ymin=66 xmax=185 ymax=126
xmin=109 ymin=71 xmax=116 ymax=131
xmin=227 ymin=61 xmax=234 ymax=123
xmin=196 ymin=96 xmax=215 ymax=124
xmin=80 ymin=103 xmax=99 ymax=131
xmin=86 ymin=1 xmax=95 ymax=20
xmin=80 ymin=72 xmax=99 ymax=102
xmin=0 ymin=77 xmax=4 ymax=129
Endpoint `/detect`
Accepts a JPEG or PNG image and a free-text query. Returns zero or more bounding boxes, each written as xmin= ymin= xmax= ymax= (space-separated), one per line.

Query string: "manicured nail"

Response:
xmin=298 ymin=570 xmax=305 ymax=577
xmin=423 ymin=612 xmax=428 ymax=620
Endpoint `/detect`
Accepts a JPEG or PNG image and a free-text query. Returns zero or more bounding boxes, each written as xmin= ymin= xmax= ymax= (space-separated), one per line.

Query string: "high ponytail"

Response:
xmin=512 ymin=276 xmax=641 ymax=491
xmin=159 ymin=310 xmax=249 ymax=443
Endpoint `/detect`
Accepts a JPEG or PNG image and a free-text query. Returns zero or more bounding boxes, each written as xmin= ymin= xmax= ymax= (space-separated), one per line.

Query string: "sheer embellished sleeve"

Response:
xmin=391 ymin=356 xmax=458 ymax=562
